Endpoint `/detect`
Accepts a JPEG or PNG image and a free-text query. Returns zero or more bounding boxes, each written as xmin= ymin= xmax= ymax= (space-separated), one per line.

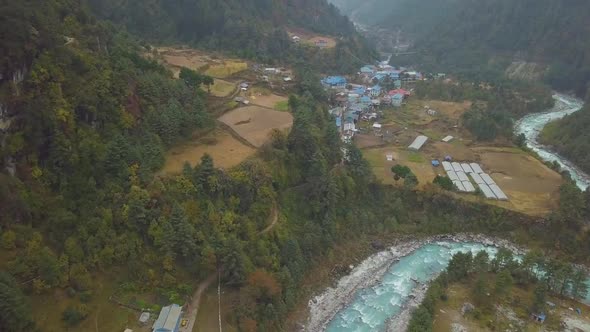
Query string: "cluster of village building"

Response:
xmin=322 ymin=61 xmax=424 ymax=142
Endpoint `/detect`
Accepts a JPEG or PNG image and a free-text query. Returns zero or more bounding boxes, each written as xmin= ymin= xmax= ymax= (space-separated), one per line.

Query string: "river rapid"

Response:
xmin=514 ymin=93 xmax=589 ymax=190
xmin=306 ymin=235 xmax=523 ymax=332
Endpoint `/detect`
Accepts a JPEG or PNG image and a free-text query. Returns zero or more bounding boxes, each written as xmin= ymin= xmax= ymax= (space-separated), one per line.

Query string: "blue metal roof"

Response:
xmin=323 ymin=76 xmax=347 ymax=85
xmin=335 ymin=116 xmax=342 ymax=127
xmin=392 ymin=93 xmax=404 ymax=100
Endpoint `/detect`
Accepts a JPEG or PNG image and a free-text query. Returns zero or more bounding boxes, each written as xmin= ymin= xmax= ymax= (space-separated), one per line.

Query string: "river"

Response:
xmin=514 ymin=93 xmax=589 ymax=190
xmin=307 ymin=95 xmax=590 ymax=331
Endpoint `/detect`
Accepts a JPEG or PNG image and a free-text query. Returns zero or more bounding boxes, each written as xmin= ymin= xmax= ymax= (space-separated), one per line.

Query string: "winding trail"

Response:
xmin=260 ymin=203 xmax=279 ymax=235
xmin=182 ymin=272 xmax=217 ymax=332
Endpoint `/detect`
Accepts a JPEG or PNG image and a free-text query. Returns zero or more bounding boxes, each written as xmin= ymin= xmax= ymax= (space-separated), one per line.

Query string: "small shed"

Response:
xmin=408 ymin=135 xmax=428 ymax=151
xmin=431 ymin=160 xmax=440 ymax=167
xmin=372 ymin=123 xmax=382 ymax=129
xmin=442 ymin=136 xmax=454 ymax=143
xmin=139 ymin=312 xmax=150 ymax=325
xmin=386 ymin=154 xmax=394 ymax=161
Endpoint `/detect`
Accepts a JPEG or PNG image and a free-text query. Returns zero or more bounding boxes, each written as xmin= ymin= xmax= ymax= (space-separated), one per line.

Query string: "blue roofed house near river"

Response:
xmin=153 ymin=304 xmax=182 ymax=332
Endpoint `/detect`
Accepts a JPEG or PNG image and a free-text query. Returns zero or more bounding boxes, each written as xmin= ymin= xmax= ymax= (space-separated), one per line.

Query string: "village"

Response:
xmin=320 ymin=61 xmax=562 ymax=215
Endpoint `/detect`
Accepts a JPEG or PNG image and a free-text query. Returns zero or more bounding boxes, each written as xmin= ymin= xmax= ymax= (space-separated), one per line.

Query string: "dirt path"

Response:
xmin=260 ymin=203 xmax=279 ymax=234
xmin=182 ymin=272 xmax=217 ymax=332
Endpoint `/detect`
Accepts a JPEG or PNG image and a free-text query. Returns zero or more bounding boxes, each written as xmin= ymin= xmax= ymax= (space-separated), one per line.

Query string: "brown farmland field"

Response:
xmin=218 ymin=106 xmax=293 ymax=147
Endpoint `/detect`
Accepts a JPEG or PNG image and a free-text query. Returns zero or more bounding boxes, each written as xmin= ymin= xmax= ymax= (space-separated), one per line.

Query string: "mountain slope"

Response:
xmin=541 ymin=104 xmax=590 ymax=174
xmin=331 ymin=0 xmax=590 ymax=95
xmin=85 ymin=0 xmax=376 ymax=72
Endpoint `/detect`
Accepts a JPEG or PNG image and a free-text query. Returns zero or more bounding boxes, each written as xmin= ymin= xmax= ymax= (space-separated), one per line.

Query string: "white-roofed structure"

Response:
xmin=461 ymin=163 xmax=474 ymax=173
xmin=456 ymin=171 xmax=469 ymax=182
xmin=408 ymin=135 xmax=428 ymax=150
xmin=480 ymin=173 xmax=496 ymax=186
xmin=442 ymin=135 xmax=454 ymax=142
xmin=470 ymin=172 xmax=485 ymax=185
xmin=462 ymin=181 xmax=476 ymax=192
xmin=447 ymin=170 xmax=458 ymax=181
xmin=453 ymin=180 xmax=466 ymax=192
xmin=477 ymin=183 xmax=497 ymax=199
xmin=470 ymin=163 xmax=484 ymax=174
xmin=152 ymin=304 xmax=182 ymax=332
xmin=442 ymin=161 xmax=453 ymax=171
xmin=452 ymin=162 xmax=463 ymax=172
xmin=489 ymin=184 xmax=508 ymax=200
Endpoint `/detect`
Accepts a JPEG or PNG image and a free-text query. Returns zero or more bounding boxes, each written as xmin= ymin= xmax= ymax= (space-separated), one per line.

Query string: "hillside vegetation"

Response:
xmin=85 ymin=0 xmax=377 ymax=73
xmin=541 ymin=104 xmax=590 ymax=174
xmin=332 ymin=0 xmax=590 ymax=96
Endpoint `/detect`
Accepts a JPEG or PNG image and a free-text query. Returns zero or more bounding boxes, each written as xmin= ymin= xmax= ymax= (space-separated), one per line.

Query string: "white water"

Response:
xmin=321 ymin=242 xmax=498 ymax=331
xmin=514 ymin=93 xmax=589 ymax=190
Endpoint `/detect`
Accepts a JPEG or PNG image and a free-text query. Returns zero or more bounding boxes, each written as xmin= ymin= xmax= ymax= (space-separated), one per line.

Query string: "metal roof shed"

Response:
xmin=408 ymin=135 xmax=428 ymax=150
xmin=456 ymin=171 xmax=469 ymax=182
xmin=469 ymin=163 xmax=484 ymax=174
xmin=461 ymin=163 xmax=474 ymax=173
xmin=442 ymin=161 xmax=453 ymax=171
xmin=462 ymin=181 xmax=476 ymax=192
xmin=480 ymin=173 xmax=496 ymax=186
xmin=153 ymin=304 xmax=182 ymax=332
xmin=477 ymin=183 xmax=497 ymax=199
xmin=442 ymin=135 xmax=454 ymax=142
xmin=453 ymin=180 xmax=466 ymax=192
xmin=447 ymin=170 xmax=458 ymax=181
xmin=470 ymin=172 xmax=485 ymax=185
xmin=489 ymin=184 xmax=509 ymax=200
xmin=452 ymin=162 xmax=463 ymax=172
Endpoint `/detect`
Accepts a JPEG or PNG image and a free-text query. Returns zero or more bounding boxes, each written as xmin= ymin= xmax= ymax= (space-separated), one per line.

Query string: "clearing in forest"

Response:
xmin=287 ymin=28 xmax=338 ymax=48
xmin=218 ymin=106 xmax=293 ymax=148
xmin=205 ymin=61 xmax=248 ymax=78
xmin=246 ymin=90 xmax=288 ymax=109
xmin=206 ymin=79 xmax=236 ymax=97
xmin=161 ymin=130 xmax=255 ymax=173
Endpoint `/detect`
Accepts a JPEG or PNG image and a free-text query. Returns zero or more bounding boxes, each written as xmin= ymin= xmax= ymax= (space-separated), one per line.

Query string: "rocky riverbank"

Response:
xmin=305 ymin=233 xmax=525 ymax=331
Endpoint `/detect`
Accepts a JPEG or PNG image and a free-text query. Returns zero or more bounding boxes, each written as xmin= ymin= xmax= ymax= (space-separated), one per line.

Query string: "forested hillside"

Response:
xmin=541 ymin=104 xmax=590 ymax=174
xmin=85 ymin=0 xmax=376 ymax=73
xmin=331 ymin=0 xmax=590 ymax=96
xmin=407 ymin=0 xmax=590 ymax=96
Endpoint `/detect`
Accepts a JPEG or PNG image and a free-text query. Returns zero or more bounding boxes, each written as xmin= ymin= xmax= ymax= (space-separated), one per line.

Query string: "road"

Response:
xmin=180 ymin=272 xmax=217 ymax=332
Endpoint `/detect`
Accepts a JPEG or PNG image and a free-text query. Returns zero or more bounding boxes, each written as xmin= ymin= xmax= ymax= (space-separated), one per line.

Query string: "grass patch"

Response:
xmin=275 ymin=100 xmax=289 ymax=112
xmin=226 ymin=101 xmax=239 ymax=109
xmin=205 ymin=61 xmax=248 ymax=78
xmin=407 ymin=151 xmax=425 ymax=163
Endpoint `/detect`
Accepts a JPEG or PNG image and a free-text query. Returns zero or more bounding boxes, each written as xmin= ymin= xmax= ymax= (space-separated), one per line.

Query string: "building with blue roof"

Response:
xmin=372 ymin=73 xmax=387 ymax=82
xmin=360 ymin=66 xmax=375 ymax=74
xmin=322 ymin=76 xmax=347 ymax=88
xmin=392 ymin=93 xmax=404 ymax=107
xmin=335 ymin=116 xmax=342 ymax=128
xmin=370 ymin=85 xmax=382 ymax=97
xmin=152 ymin=304 xmax=182 ymax=332
xmin=353 ymin=86 xmax=366 ymax=95
xmin=360 ymin=96 xmax=372 ymax=104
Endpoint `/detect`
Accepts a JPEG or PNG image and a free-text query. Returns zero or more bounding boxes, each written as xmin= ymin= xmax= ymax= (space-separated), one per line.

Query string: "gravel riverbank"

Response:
xmin=305 ymin=233 xmax=525 ymax=331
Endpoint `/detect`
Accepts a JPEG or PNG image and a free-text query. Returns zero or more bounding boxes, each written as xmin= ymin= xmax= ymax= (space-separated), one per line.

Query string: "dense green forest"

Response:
xmin=85 ymin=0 xmax=377 ymax=73
xmin=541 ymin=103 xmax=590 ymax=174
